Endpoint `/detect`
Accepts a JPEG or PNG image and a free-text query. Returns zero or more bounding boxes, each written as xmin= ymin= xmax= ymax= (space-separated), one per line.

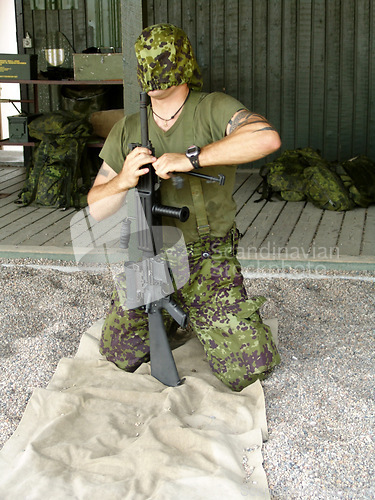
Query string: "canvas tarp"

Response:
xmin=0 ymin=318 xmax=277 ymax=499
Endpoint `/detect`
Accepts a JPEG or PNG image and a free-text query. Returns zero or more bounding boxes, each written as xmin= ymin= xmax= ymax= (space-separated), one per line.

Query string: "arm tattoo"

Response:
xmin=252 ymin=126 xmax=276 ymax=133
xmin=227 ymin=109 xmax=275 ymax=134
xmin=228 ymin=109 xmax=256 ymax=133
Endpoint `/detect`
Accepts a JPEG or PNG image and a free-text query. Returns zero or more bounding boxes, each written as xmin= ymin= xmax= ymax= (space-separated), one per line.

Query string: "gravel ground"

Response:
xmin=0 ymin=258 xmax=374 ymax=499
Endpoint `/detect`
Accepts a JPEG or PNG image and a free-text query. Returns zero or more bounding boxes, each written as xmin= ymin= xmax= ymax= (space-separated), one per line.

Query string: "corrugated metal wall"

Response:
xmin=144 ymin=0 xmax=375 ymax=162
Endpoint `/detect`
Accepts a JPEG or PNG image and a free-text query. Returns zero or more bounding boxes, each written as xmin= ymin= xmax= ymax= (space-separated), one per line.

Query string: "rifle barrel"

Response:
xmin=140 ymin=92 xmax=150 ymax=148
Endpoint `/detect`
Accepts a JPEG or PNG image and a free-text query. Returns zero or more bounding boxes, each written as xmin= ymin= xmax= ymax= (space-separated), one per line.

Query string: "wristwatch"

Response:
xmin=186 ymin=145 xmax=201 ymax=169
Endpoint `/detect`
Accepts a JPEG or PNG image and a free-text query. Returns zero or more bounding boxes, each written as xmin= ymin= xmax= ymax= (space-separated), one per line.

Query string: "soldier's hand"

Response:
xmin=153 ymin=153 xmax=193 ymax=180
xmin=118 ymin=147 xmax=156 ymax=189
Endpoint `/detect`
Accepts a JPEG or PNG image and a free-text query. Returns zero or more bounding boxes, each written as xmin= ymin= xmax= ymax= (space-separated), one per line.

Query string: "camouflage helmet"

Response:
xmin=134 ymin=23 xmax=203 ymax=92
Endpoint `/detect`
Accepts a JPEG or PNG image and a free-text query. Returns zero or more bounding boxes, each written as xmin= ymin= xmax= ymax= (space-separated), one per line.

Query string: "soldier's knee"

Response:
xmin=210 ymin=364 xmax=265 ymax=392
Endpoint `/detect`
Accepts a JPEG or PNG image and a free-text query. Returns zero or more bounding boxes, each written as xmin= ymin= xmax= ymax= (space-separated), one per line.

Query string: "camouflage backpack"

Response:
xmin=259 ymin=148 xmax=375 ymax=211
xmin=259 ymin=149 xmax=312 ymax=202
xmin=17 ymin=110 xmax=92 ymax=209
xmin=332 ymin=155 xmax=375 ymax=208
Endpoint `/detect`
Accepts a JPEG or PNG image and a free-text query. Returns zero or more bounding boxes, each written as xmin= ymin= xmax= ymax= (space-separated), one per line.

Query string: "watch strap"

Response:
xmin=189 ymin=156 xmax=200 ymax=169
xmin=186 ymin=145 xmax=201 ymax=169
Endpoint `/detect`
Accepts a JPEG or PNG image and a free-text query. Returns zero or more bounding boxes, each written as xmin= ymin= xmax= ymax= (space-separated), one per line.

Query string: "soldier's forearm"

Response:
xmin=87 ymin=176 xmax=128 ymax=221
xmin=199 ymin=125 xmax=281 ymax=167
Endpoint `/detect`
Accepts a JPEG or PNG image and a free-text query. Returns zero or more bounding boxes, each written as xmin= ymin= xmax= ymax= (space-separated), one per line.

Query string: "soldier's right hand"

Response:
xmin=118 ymin=147 xmax=156 ymax=190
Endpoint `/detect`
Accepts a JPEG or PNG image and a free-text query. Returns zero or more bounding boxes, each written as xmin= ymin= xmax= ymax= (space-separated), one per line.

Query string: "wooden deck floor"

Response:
xmin=0 ymin=164 xmax=374 ymax=269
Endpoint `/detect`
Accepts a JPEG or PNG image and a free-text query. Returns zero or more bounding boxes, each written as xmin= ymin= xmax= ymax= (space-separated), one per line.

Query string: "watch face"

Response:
xmin=187 ymin=145 xmax=199 ymax=157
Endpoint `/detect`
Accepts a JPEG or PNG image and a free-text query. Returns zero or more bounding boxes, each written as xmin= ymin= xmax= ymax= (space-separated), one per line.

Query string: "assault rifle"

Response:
xmin=120 ymin=92 xmax=189 ymax=387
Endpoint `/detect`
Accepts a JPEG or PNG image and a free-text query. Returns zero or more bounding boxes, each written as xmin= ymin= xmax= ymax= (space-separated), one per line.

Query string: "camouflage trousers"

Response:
xmin=99 ymin=226 xmax=280 ymax=391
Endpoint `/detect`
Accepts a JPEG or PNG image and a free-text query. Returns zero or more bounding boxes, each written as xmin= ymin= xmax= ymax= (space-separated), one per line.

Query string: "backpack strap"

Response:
xmin=188 ymin=175 xmax=211 ymax=237
xmin=17 ymin=140 xmax=48 ymax=206
xmin=181 ymin=91 xmax=212 ymax=239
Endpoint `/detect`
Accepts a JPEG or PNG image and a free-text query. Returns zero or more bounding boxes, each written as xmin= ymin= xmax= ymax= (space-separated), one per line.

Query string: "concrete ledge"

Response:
xmin=0 ymin=244 xmax=375 ymax=272
xmin=0 ymin=245 xmax=76 ymax=262
xmin=239 ymin=256 xmax=375 ymax=272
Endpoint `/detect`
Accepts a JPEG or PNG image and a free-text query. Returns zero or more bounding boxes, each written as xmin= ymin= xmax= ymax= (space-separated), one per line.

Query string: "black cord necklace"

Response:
xmin=152 ymin=90 xmax=191 ymax=126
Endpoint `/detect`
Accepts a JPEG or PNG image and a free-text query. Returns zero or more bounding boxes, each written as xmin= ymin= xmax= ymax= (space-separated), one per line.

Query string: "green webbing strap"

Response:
xmin=164 ymin=90 xmax=210 ymax=238
xmin=188 ymin=175 xmax=210 ymax=237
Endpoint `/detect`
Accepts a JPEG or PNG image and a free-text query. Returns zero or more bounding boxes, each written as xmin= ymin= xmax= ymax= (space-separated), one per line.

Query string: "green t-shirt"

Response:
xmin=99 ymin=91 xmax=245 ymax=244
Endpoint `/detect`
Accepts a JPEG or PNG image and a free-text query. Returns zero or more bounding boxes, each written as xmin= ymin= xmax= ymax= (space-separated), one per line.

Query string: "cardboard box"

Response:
xmin=0 ymin=54 xmax=38 ymax=80
xmin=73 ymin=53 xmax=123 ymax=81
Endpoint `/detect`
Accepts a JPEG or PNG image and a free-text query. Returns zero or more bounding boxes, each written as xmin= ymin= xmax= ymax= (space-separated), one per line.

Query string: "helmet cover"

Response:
xmin=135 ymin=23 xmax=203 ymax=92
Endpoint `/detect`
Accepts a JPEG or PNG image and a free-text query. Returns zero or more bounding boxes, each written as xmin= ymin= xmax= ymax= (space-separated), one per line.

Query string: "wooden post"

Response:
xmin=121 ymin=0 xmax=144 ymax=115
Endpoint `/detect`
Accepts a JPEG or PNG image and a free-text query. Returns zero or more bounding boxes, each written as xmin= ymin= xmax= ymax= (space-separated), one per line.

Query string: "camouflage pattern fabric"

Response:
xmin=260 ymin=148 xmax=320 ymax=202
xmin=18 ymin=111 xmax=92 ymax=208
xmin=339 ymin=155 xmax=375 ymax=208
xmin=264 ymin=162 xmax=307 ymax=202
xmin=134 ymin=24 xmax=203 ymax=92
xmin=260 ymin=147 xmax=356 ymax=211
xmin=304 ymin=164 xmax=355 ymax=211
xmin=99 ymin=227 xmax=281 ymax=392
xmin=28 ymin=110 xmax=90 ymax=139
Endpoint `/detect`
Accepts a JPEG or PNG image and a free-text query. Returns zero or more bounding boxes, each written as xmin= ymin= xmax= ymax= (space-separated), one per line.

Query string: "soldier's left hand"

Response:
xmin=153 ymin=153 xmax=193 ymax=179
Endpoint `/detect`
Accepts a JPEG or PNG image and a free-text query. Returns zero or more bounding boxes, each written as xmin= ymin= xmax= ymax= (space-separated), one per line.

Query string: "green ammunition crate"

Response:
xmin=0 ymin=54 xmax=38 ymax=80
xmin=73 ymin=53 xmax=123 ymax=81
xmin=8 ymin=114 xmax=39 ymax=143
